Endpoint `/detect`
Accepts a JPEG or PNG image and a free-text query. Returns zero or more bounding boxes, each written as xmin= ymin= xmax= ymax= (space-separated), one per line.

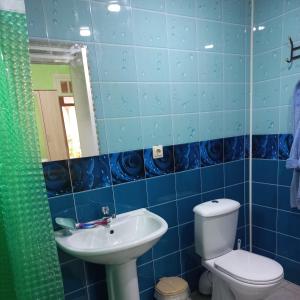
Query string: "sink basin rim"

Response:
xmin=55 ymin=208 xmax=168 ymax=257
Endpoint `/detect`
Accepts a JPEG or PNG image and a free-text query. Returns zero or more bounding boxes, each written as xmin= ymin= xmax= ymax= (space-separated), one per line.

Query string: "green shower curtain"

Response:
xmin=0 ymin=10 xmax=64 ymax=300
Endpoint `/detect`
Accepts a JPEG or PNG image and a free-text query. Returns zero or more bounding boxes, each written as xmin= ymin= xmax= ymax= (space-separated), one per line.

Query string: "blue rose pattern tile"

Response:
xmin=174 ymin=142 xmax=200 ymax=172
xmin=70 ymin=155 xmax=111 ymax=192
xmin=42 ymin=160 xmax=72 ymax=197
xmin=200 ymin=139 xmax=224 ymax=167
xmin=144 ymin=146 xmax=174 ymax=177
xmin=224 ymin=136 xmax=245 ymax=162
xmin=252 ymin=135 xmax=278 ymax=159
xmin=245 ymin=135 xmax=250 ymax=159
xmin=279 ymin=134 xmax=293 ymax=160
xmin=109 ymin=150 xmax=145 ymax=185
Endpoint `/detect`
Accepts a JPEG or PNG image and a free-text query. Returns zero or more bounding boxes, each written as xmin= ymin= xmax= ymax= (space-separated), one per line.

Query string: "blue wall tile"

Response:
xmin=74 ymin=187 xmax=114 ymax=222
xmin=224 ymin=136 xmax=245 ymax=162
xmin=176 ymin=169 xmax=201 ymax=199
xmin=253 ymin=183 xmax=277 ymax=208
xmin=144 ymin=146 xmax=174 ymax=177
xmin=165 ymin=0 xmax=196 ymax=17
xmin=200 ymin=139 xmax=223 ymax=167
xmin=114 ymin=180 xmax=148 ymax=214
xmin=137 ymin=262 xmax=155 ymax=292
xmin=133 ymin=10 xmax=167 ymax=47
xmin=253 ymin=135 xmax=278 ymax=159
xmin=154 ymin=252 xmax=181 ymax=280
xmin=92 ymin=2 xmax=133 ymax=45
xmin=201 ymin=164 xmax=224 ymax=193
xmin=225 ymin=183 xmax=245 ymax=205
xmin=252 ymin=226 xmax=276 ymax=253
xmin=153 ymin=227 xmax=179 ymax=259
xmin=277 ymin=234 xmax=300 ymax=262
xmin=224 ymin=160 xmax=245 ymax=186
xmin=253 ymin=205 xmax=277 ymax=230
xmin=174 ymin=142 xmax=200 ymax=172
xmin=196 ymin=0 xmax=221 ymax=20
xmin=110 ymin=150 xmax=145 ymax=184
xmin=177 ymin=194 xmax=202 ymax=224
xmin=147 ymin=174 xmax=176 ymax=206
xmin=277 ymin=210 xmax=300 ymax=239
xmin=70 ymin=155 xmax=111 ymax=192
xmin=179 ymin=222 xmax=194 ymax=248
xmin=276 ymin=256 xmax=300 ymax=285
xmin=252 ymin=159 xmax=278 ymax=184
xmin=131 ymin=0 xmax=165 ymax=11
xmin=150 ymin=201 xmax=178 ymax=227
xmin=43 ymin=160 xmax=72 ymax=198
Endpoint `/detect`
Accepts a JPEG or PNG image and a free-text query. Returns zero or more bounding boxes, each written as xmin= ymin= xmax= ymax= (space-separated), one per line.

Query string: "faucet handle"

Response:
xmin=101 ymin=206 xmax=110 ymax=217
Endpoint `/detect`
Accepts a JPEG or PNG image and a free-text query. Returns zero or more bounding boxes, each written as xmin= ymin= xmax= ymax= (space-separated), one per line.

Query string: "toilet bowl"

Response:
xmin=203 ymin=249 xmax=283 ymax=300
xmin=193 ymin=199 xmax=284 ymax=300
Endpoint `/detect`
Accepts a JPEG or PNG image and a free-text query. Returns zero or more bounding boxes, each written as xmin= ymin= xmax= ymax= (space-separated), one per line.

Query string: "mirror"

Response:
xmin=29 ymin=39 xmax=99 ymax=162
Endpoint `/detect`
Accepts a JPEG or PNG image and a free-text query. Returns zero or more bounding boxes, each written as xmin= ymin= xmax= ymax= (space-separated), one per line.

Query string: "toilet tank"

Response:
xmin=193 ymin=199 xmax=240 ymax=260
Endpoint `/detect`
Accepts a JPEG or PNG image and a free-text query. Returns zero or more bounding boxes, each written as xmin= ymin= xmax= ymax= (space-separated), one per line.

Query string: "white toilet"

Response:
xmin=193 ymin=199 xmax=284 ymax=300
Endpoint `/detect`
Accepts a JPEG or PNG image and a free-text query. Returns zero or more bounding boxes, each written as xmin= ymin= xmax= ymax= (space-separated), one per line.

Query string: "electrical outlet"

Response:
xmin=152 ymin=145 xmax=163 ymax=159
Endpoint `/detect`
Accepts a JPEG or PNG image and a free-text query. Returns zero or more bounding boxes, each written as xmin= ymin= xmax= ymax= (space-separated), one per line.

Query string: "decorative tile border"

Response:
xmin=42 ymin=135 xmax=247 ymax=196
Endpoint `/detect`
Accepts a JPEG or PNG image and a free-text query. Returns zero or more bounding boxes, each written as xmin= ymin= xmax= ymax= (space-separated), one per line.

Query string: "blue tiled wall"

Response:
xmin=43 ymin=136 xmax=248 ymax=299
xmin=25 ymin=0 xmax=250 ymax=154
xmin=252 ymin=134 xmax=300 ymax=285
xmin=252 ymin=0 xmax=300 ymax=286
xmin=24 ymin=0 xmax=251 ymax=298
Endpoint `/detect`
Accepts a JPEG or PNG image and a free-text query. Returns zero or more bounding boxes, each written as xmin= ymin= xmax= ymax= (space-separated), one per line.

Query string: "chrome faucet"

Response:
xmin=101 ymin=206 xmax=116 ymax=227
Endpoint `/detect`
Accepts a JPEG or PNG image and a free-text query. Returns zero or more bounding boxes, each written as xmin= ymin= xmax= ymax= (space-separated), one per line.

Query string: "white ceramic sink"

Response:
xmin=55 ymin=208 xmax=168 ymax=300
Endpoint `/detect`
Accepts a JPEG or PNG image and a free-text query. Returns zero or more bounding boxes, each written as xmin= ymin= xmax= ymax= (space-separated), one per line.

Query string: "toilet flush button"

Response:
xmin=212 ymin=200 xmax=219 ymax=203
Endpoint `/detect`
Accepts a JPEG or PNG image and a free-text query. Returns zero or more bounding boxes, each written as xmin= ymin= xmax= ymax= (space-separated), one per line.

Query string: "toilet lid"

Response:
xmin=214 ymin=250 xmax=283 ymax=285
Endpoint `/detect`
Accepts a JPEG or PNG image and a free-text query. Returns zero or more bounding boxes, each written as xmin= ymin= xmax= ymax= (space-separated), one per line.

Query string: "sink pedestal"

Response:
xmin=106 ymin=259 xmax=140 ymax=300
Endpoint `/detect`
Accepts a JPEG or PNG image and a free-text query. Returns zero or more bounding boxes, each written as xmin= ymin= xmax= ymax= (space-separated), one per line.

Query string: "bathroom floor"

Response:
xmin=191 ymin=280 xmax=300 ymax=300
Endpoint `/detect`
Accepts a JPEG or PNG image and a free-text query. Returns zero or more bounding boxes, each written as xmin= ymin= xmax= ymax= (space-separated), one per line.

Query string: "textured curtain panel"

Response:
xmin=0 ymin=10 xmax=63 ymax=299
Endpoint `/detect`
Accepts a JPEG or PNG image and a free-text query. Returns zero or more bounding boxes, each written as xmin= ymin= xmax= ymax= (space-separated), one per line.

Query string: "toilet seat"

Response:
xmin=214 ymin=250 xmax=283 ymax=285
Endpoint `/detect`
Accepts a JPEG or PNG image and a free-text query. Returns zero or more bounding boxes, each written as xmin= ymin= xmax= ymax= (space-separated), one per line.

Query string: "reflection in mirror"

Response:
xmin=29 ymin=39 xmax=99 ymax=162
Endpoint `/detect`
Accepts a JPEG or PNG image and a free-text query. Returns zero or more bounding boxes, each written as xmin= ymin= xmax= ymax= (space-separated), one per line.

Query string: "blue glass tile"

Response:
xmin=179 ymin=222 xmax=194 ymax=248
xmin=252 ymin=135 xmax=278 ymax=159
xmin=88 ymin=281 xmax=108 ymax=300
xmin=24 ymin=0 xmax=47 ymax=38
xmin=150 ymin=201 xmax=178 ymax=227
xmin=43 ymin=0 xmax=93 ymax=42
xmin=133 ymin=10 xmax=167 ymax=47
xmin=253 ymin=183 xmax=277 ymax=208
xmin=92 ymin=2 xmax=133 ymax=45
xmin=137 ymin=263 xmax=155 ymax=292
xmin=224 ymin=160 xmax=244 ymax=186
xmin=196 ymin=0 xmax=221 ymax=20
xmin=43 ymin=160 xmax=72 ymax=198
xmin=252 ymin=226 xmax=276 ymax=253
xmin=114 ymin=180 xmax=148 ymax=214
xmin=278 ymin=210 xmax=300 ymax=238
xmin=278 ymin=161 xmax=293 ymax=186
xmin=200 ymin=139 xmax=223 ymax=167
xmin=202 ymin=188 xmax=224 ymax=202
xmin=183 ymin=268 xmax=204 ymax=293
xmin=70 ymin=155 xmax=111 ymax=192
xmin=225 ymin=183 xmax=245 ymax=205
xmin=165 ymin=0 xmax=196 ymax=17
xmin=201 ymin=164 xmax=224 ymax=193
xmin=153 ymin=227 xmax=179 ymax=259
xmin=154 ymin=252 xmax=181 ymax=281
xmin=85 ymin=262 xmax=106 ymax=285
xmin=131 ymin=0 xmax=165 ymax=11
xmin=144 ymin=146 xmax=174 ymax=178
xmin=177 ymin=194 xmax=202 ymax=224
xmin=180 ymin=246 xmax=201 ymax=273
xmin=279 ymin=134 xmax=293 ymax=160
xmin=74 ymin=187 xmax=114 ymax=223
xmin=253 ymin=247 xmax=276 ymax=260
xmin=176 ymin=169 xmax=201 ymax=199
xmin=48 ymin=195 xmax=76 ymax=230
xmin=245 ymin=135 xmax=250 ymax=158
xmin=277 ymin=234 xmax=300 ymax=262
xmin=147 ymin=174 xmax=176 ymax=206
xmin=224 ymin=136 xmax=245 ymax=162
xmin=137 ymin=249 xmax=153 ymax=266
xmin=174 ymin=142 xmax=200 ymax=172
xmin=61 ymin=260 xmax=86 ymax=294
xmin=278 ymin=186 xmax=300 ymax=213
xmin=110 ymin=150 xmax=145 ymax=185
xmin=252 ymin=159 xmax=278 ymax=184
xmin=140 ymin=288 xmax=155 ymax=300
xmin=65 ymin=288 xmax=88 ymax=300
xmin=253 ymin=205 xmax=276 ymax=230
xmin=276 ymin=256 xmax=300 ymax=285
